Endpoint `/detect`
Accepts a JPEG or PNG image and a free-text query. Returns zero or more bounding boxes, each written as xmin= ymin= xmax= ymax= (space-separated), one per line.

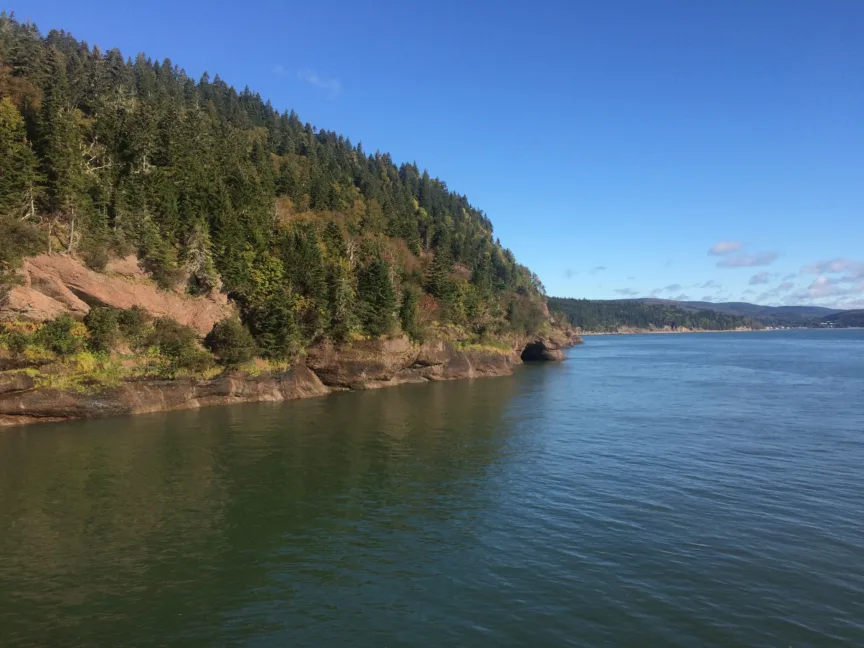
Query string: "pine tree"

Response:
xmin=327 ymin=258 xmax=357 ymax=341
xmin=39 ymin=48 xmax=82 ymax=216
xmin=358 ymin=257 xmax=396 ymax=336
xmin=399 ymin=285 xmax=422 ymax=341
xmin=0 ymin=97 xmax=40 ymax=219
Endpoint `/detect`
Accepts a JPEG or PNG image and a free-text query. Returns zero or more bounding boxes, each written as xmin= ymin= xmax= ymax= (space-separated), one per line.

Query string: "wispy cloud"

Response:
xmin=717 ymin=251 xmax=778 ymax=268
xmin=673 ymin=293 xmax=691 ymax=301
xmin=273 ymin=64 xmax=286 ymax=76
xmin=589 ymin=266 xmax=607 ymax=275
xmin=662 ymin=284 xmax=682 ymax=292
xmin=782 ymin=273 xmax=797 ymax=281
xmin=708 ymin=241 xmax=744 ymax=256
xmin=614 ymin=288 xmax=638 ymax=296
xmin=804 ymin=276 xmax=864 ymax=300
xmin=749 ymin=272 xmax=773 ymax=285
xmin=802 ymin=258 xmax=859 ymax=274
xmin=296 ymin=68 xmax=342 ymax=98
xmin=627 ymin=276 xmax=636 ymax=281
xmin=563 ymin=269 xmax=577 ymax=279
xmin=754 ymin=281 xmax=796 ymax=304
xmin=700 ymin=280 xmax=722 ymax=290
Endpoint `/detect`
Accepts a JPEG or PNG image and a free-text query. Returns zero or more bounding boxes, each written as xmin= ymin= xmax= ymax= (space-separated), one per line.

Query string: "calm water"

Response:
xmin=1 ymin=329 xmax=863 ymax=647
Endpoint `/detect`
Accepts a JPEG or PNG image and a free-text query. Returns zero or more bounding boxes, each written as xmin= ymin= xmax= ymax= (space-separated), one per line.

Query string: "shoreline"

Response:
xmin=0 ymin=334 xmax=581 ymax=429
xmin=577 ymin=328 xmax=756 ymax=336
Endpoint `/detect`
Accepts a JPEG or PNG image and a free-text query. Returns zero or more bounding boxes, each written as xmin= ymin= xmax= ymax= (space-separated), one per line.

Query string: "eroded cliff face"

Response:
xmin=0 ymin=331 xmax=585 ymax=428
xmin=0 ymin=334 xmax=561 ymax=427
xmin=0 ymin=255 xmax=583 ymax=428
xmin=1 ymin=255 xmax=233 ymax=334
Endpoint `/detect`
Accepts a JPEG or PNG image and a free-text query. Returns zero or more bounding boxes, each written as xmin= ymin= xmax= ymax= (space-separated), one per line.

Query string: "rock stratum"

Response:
xmin=2 ymin=254 xmax=233 ymax=334
xmin=0 ymin=334 xmax=582 ymax=428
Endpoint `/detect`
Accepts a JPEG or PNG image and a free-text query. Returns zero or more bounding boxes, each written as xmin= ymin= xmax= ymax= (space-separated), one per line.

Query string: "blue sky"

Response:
xmin=8 ymin=0 xmax=864 ymax=308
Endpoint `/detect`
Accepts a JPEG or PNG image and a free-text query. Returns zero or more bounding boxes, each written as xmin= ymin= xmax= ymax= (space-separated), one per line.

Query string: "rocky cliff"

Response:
xmin=1 ymin=255 xmax=233 ymax=334
xmin=0 ymin=334 xmax=581 ymax=428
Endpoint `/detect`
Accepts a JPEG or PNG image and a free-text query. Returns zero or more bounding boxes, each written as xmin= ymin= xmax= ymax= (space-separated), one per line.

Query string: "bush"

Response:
xmin=82 ymin=245 xmax=110 ymax=272
xmin=3 ymin=330 xmax=29 ymax=354
xmin=118 ymin=306 xmax=151 ymax=346
xmin=35 ymin=314 xmax=83 ymax=357
xmin=204 ymin=318 xmax=257 ymax=368
xmin=84 ymin=307 xmax=120 ymax=352
xmin=148 ymin=317 xmax=214 ymax=376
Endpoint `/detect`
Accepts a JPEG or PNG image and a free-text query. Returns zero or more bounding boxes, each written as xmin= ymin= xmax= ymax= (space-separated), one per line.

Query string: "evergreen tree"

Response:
xmin=0 ymin=97 xmax=40 ymax=219
xmin=358 ymin=257 xmax=396 ymax=336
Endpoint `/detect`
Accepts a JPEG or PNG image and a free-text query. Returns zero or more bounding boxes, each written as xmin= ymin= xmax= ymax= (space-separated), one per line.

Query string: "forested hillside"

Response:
xmin=549 ymin=298 xmax=754 ymax=332
xmin=0 ymin=14 xmax=548 ymax=359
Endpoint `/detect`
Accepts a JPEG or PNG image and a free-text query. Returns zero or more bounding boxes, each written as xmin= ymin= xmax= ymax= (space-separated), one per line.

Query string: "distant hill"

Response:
xmin=548 ymin=298 xmax=754 ymax=332
xmin=822 ymin=310 xmax=864 ymax=328
xmin=549 ymin=297 xmax=851 ymax=332
xmin=628 ymin=299 xmax=843 ymax=327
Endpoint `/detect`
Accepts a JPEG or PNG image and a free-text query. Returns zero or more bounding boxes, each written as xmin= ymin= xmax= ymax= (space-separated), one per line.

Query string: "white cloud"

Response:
xmin=297 ymin=68 xmax=342 ymax=97
xmin=801 ymin=258 xmax=860 ymax=275
xmin=272 ymin=64 xmax=286 ymax=75
xmin=749 ymin=272 xmax=773 ymax=285
xmin=716 ymin=251 xmax=778 ymax=268
xmin=805 ymin=275 xmax=864 ymax=300
xmin=708 ymin=241 xmax=744 ymax=256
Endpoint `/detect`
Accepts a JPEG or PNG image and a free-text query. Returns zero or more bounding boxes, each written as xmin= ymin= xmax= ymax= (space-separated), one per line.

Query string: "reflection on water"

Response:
xmin=0 ymin=378 xmax=520 ymax=646
xmin=2 ymin=330 xmax=864 ymax=647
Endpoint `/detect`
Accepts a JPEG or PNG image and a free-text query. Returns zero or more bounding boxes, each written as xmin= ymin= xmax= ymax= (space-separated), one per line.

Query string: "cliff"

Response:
xmin=0 ymin=334 xmax=581 ymax=428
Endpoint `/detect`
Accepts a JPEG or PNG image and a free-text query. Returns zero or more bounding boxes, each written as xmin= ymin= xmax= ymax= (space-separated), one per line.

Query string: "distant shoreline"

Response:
xmin=578 ymin=328 xmax=757 ymax=336
xmin=577 ymin=327 xmax=852 ymax=336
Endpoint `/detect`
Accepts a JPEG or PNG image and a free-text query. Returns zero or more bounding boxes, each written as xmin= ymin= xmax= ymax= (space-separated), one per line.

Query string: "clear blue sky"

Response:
xmin=8 ymin=0 xmax=864 ymax=308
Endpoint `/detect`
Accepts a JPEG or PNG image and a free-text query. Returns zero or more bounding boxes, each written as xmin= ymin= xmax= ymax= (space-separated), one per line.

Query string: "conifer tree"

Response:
xmin=0 ymin=97 xmax=40 ymax=219
xmin=358 ymin=257 xmax=396 ymax=336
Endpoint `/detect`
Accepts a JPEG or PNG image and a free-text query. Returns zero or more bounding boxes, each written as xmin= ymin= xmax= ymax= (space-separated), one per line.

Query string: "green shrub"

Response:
xmin=148 ymin=317 xmax=214 ymax=376
xmin=35 ymin=314 xmax=83 ymax=357
xmin=84 ymin=307 xmax=120 ymax=353
xmin=3 ymin=330 xmax=29 ymax=354
xmin=118 ymin=306 xmax=151 ymax=346
xmin=82 ymin=245 xmax=110 ymax=272
xmin=204 ymin=318 xmax=257 ymax=368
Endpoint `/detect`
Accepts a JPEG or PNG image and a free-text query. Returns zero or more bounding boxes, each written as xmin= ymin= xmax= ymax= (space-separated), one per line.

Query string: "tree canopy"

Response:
xmin=0 ymin=13 xmax=548 ymax=354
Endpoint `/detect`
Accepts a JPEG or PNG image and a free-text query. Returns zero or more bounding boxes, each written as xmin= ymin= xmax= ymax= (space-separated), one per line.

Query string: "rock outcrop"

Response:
xmin=0 ymin=365 xmax=329 ymax=427
xmin=520 ymin=329 xmax=584 ymax=362
xmin=1 ymin=254 xmax=234 ymax=334
xmin=0 ymin=336 xmax=536 ymax=428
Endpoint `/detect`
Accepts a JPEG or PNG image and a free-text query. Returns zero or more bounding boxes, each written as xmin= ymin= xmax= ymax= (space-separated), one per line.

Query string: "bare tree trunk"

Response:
xmin=67 ymin=212 xmax=76 ymax=255
xmin=47 ymin=219 xmax=53 ymax=255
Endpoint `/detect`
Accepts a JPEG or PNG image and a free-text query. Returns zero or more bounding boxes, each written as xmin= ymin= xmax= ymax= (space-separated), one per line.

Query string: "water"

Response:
xmin=1 ymin=329 xmax=863 ymax=647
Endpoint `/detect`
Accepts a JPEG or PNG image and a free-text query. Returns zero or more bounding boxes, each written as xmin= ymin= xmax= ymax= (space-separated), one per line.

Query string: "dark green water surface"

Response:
xmin=1 ymin=329 xmax=863 ymax=647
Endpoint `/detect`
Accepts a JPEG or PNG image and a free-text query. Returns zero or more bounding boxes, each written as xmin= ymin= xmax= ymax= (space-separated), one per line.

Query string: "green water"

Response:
xmin=1 ymin=330 xmax=863 ymax=647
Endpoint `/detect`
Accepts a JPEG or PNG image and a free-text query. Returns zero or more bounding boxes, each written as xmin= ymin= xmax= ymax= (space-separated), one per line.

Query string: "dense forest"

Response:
xmin=0 ymin=14 xmax=549 ymax=360
xmin=823 ymin=310 xmax=864 ymax=328
xmin=549 ymin=298 xmax=755 ymax=332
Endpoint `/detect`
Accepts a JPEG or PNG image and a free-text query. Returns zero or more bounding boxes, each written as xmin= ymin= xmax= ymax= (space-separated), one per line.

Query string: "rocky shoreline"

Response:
xmin=0 ymin=333 xmax=582 ymax=428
